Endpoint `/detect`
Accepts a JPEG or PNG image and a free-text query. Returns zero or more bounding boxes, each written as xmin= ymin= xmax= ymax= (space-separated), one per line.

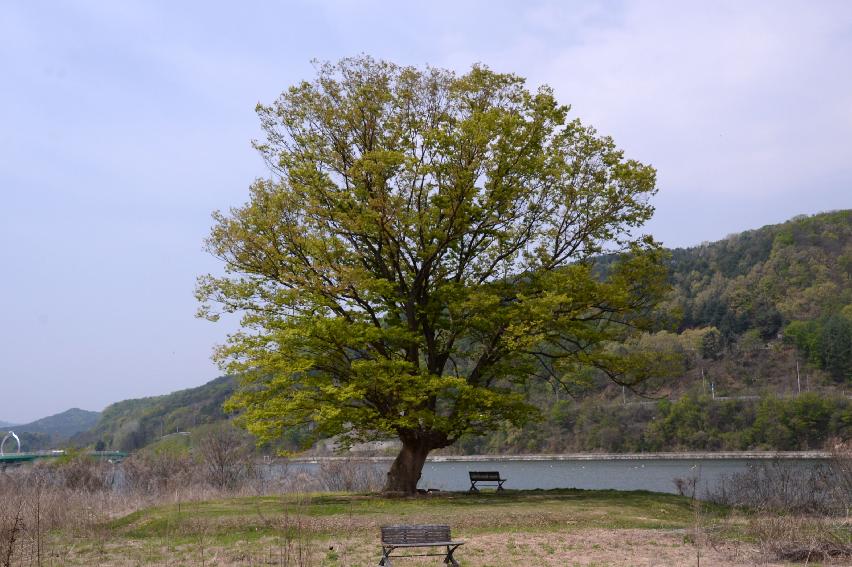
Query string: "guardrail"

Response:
xmin=0 ymin=451 xmax=127 ymax=464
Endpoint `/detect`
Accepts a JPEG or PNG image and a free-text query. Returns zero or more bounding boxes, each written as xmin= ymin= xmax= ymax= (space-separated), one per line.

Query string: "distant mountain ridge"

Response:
xmin=2 ymin=408 xmax=101 ymax=452
xmin=12 ymin=408 xmax=101 ymax=437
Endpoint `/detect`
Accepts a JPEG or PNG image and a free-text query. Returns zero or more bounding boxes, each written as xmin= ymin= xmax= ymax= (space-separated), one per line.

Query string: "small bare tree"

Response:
xmin=317 ymin=459 xmax=385 ymax=493
xmin=194 ymin=423 xmax=254 ymax=490
xmin=827 ymin=438 xmax=851 ymax=517
xmin=123 ymin=450 xmax=196 ymax=495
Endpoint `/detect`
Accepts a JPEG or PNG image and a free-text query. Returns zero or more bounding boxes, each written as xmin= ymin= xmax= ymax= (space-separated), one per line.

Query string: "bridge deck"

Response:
xmin=0 ymin=451 xmax=127 ymax=463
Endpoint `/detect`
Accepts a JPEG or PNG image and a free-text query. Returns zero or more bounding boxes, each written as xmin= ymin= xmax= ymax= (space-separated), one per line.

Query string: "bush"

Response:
xmin=316 ymin=458 xmax=385 ymax=492
xmin=48 ymin=454 xmax=113 ymax=492
xmin=745 ymin=515 xmax=852 ymax=563
xmin=194 ymin=423 xmax=256 ymax=490
xmin=122 ymin=449 xmax=196 ymax=495
xmin=708 ymin=459 xmax=844 ymax=515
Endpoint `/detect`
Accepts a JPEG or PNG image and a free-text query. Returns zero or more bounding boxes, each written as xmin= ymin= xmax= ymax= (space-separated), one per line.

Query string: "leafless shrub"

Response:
xmin=826 ymin=438 xmax=851 ymax=516
xmin=48 ymin=454 xmax=114 ymax=492
xmin=252 ymin=493 xmax=317 ymax=566
xmin=316 ymin=458 xmax=385 ymax=492
xmin=278 ymin=466 xmax=324 ymax=493
xmin=122 ymin=449 xmax=196 ymax=495
xmin=673 ymin=475 xmax=698 ymax=497
xmin=0 ymin=449 xmax=386 ymax=565
xmin=195 ymin=423 xmax=256 ymax=490
xmin=708 ymin=450 xmax=852 ymax=563
xmin=708 ymin=459 xmax=842 ymax=515
xmin=746 ymin=515 xmax=852 ymax=563
xmin=0 ymin=503 xmax=23 ymax=567
xmin=0 ymin=464 xmax=117 ymax=566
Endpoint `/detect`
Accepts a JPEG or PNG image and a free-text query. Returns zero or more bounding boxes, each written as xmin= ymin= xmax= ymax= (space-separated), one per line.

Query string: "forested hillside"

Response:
xmin=667 ymin=209 xmax=851 ymax=382
xmin=71 ymin=376 xmax=236 ymax=451
xmin=60 ymin=211 xmax=852 ymax=453
xmin=447 ymin=211 xmax=851 ymax=454
xmin=669 ymin=210 xmax=852 ymax=383
xmin=671 ymin=210 xmax=850 ymax=336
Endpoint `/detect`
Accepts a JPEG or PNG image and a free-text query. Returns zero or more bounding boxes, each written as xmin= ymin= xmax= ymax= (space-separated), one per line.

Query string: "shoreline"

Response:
xmin=286 ymin=450 xmax=832 ymax=463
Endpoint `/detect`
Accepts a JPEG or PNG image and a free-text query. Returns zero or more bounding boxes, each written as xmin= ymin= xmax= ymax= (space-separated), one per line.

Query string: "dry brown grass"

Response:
xmin=742 ymin=515 xmax=852 ymax=564
xmin=704 ymin=442 xmax=852 ymax=565
xmin=42 ymin=528 xmax=795 ymax=566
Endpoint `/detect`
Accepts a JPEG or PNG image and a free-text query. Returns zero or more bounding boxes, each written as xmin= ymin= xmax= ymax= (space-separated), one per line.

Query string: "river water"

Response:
xmin=288 ymin=453 xmax=830 ymax=496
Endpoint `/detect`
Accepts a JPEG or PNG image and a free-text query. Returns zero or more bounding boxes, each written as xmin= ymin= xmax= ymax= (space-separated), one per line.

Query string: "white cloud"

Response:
xmin=472 ymin=2 xmax=851 ymax=199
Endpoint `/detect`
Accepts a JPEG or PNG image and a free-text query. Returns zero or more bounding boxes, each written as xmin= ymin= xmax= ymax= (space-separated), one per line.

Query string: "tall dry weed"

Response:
xmin=746 ymin=515 xmax=852 ymax=563
xmin=316 ymin=458 xmax=385 ymax=492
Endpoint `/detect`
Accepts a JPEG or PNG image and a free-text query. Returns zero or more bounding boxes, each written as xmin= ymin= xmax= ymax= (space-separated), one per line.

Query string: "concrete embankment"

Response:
xmin=287 ymin=450 xmax=831 ymax=463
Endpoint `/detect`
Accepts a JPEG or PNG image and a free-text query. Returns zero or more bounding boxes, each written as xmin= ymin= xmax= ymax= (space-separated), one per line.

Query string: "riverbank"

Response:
xmin=289 ymin=450 xmax=832 ymax=463
xmin=282 ymin=452 xmax=833 ymax=495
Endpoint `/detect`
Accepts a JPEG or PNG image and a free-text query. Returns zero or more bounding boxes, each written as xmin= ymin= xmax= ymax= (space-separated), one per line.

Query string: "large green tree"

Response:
xmin=198 ymin=57 xmax=670 ymax=493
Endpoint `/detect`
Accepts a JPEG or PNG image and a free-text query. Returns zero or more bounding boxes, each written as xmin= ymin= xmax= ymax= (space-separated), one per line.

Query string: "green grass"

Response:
xmin=109 ymin=489 xmax=721 ymax=542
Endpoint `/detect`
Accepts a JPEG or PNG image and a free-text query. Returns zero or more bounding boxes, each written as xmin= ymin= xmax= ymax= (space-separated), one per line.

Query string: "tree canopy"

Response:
xmin=197 ymin=56 xmax=670 ymax=493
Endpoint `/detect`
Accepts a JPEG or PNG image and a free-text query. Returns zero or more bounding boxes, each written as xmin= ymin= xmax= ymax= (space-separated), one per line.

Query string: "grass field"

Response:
xmin=28 ymin=488 xmax=797 ymax=567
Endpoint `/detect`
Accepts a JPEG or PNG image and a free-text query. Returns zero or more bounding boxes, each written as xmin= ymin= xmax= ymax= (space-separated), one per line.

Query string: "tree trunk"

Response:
xmin=383 ymin=439 xmax=431 ymax=494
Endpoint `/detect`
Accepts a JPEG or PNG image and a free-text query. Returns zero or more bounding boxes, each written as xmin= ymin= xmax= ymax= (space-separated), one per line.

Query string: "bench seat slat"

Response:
xmin=381 ymin=524 xmax=453 ymax=544
xmin=382 ymin=541 xmax=463 ymax=547
xmin=468 ymin=471 xmax=505 ymax=480
xmin=379 ymin=524 xmax=463 ymax=566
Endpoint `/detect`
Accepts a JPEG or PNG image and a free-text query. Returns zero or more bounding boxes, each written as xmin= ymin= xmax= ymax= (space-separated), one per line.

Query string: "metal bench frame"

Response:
xmin=379 ymin=524 xmax=463 ymax=566
xmin=468 ymin=470 xmax=506 ymax=492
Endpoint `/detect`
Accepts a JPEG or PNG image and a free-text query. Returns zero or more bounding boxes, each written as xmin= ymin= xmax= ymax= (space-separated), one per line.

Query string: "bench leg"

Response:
xmin=469 ymin=481 xmax=479 ymax=493
xmin=379 ymin=545 xmax=393 ymax=566
xmin=497 ymin=480 xmax=505 ymax=492
xmin=445 ymin=544 xmax=461 ymax=566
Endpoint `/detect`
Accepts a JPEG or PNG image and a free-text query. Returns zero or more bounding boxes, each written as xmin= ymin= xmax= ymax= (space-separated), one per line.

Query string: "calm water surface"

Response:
xmin=289 ymin=456 xmax=828 ymax=495
xmin=419 ymin=458 xmax=825 ymax=494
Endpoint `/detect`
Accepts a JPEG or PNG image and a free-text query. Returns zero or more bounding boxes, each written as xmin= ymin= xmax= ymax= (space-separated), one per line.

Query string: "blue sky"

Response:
xmin=1 ymin=1 xmax=850 ymax=423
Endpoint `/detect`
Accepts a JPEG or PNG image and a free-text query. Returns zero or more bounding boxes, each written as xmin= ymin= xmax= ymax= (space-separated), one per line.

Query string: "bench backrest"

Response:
xmin=469 ymin=471 xmax=501 ymax=481
xmin=381 ymin=524 xmax=451 ymax=544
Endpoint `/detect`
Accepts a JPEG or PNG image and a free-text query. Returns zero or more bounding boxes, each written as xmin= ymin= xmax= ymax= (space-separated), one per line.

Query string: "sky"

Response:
xmin=1 ymin=1 xmax=850 ymax=423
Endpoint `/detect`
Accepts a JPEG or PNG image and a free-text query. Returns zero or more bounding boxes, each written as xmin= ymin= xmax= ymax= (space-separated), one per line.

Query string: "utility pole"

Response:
xmin=622 ymin=385 xmax=626 ymax=405
xmin=796 ymin=359 xmax=801 ymax=395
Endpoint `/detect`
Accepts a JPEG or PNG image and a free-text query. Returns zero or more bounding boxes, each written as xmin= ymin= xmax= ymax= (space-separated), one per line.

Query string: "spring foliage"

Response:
xmin=197 ymin=57 xmax=670 ymax=454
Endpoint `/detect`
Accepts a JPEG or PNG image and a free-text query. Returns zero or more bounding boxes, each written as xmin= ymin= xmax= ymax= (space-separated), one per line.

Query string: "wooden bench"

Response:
xmin=379 ymin=524 xmax=463 ymax=566
xmin=468 ymin=470 xmax=506 ymax=492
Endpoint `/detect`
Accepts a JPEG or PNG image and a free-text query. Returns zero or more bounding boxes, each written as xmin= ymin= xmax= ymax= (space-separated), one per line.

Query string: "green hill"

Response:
xmin=561 ymin=210 xmax=850 ymax=397
xmin=2 ymin=408 xmax=101 ymax=452
xmin=13 ymin=408 xmax=101 ymax=437
xmin=72 ymin=375 xmax=237 ymax=451
xmin=448 ymin=211 xmax=852 ymax=454
xmin=669 ymin=209 xmax=851 ymax=340
xmin=662 ymin=209 xmax=851 ymax=389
